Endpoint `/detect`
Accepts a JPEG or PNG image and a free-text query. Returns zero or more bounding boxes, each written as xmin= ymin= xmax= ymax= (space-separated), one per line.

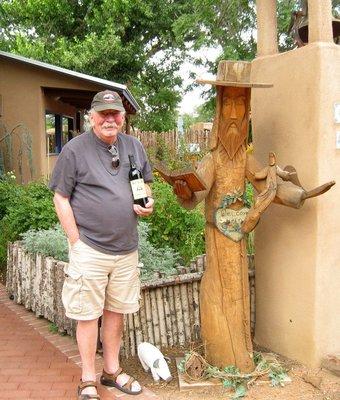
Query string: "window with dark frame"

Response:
xmin=45 ymin=112 xmax=74 ymax=155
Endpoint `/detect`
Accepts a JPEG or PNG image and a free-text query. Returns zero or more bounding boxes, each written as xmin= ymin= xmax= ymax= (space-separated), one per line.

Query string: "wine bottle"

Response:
xmin=128 ymin=154 xmax=148 ymax=207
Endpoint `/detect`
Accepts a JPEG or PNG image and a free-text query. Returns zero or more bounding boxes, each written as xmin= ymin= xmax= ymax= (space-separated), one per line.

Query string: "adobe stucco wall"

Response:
xmin=0 ymin=58 xmax=104 ymax=181
xmin=251 ymin=42 xmax=340 ymax=366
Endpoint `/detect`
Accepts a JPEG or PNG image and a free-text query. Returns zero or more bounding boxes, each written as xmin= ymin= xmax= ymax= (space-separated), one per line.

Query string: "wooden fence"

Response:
xmin=6 ymin=242 xmax=255 ymax=357
xmin=131 ymin=128 xmax=211 ymax=155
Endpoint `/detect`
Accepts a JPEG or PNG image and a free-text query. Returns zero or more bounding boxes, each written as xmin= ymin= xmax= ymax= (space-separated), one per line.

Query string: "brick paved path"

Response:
xmin=0 ymin=285 xmax=160 ymax=400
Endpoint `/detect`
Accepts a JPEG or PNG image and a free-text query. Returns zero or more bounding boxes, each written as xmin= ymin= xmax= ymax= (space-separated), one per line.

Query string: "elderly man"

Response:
xmin=49 ymin=90 xmax=153 ymax=399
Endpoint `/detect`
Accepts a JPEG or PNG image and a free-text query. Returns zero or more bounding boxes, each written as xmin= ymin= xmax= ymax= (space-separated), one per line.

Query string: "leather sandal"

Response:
xmin=100 ymin=367 xmax=142 ymax=395
xmin=77 ymin=380 xmax=100 ymax=400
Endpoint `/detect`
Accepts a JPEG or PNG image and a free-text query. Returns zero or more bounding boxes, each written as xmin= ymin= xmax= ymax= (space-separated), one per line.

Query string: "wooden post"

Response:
xmin=256 ymin=0 xmax=278 ymax=56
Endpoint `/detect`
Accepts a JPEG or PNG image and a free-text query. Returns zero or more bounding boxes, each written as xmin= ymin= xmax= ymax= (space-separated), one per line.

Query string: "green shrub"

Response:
xmin=138 ymin=221 xmax=179 ymax=281
xmin=147 ymin=177 xmax=205 ymax=264
xmin=21 ymin=224 xmax=68 ymax=262
xmin=0 ymin=172 xmax=24 ymax=220
xmin=0 ymin=178 xmax=57 ymax=270
xmin=21 ymin=221 xmax=180 ymax=282
xmin=3 ymin=180 xmax=57 ymax=235
xmin=148 ymin=177 xmax=255 ymax=260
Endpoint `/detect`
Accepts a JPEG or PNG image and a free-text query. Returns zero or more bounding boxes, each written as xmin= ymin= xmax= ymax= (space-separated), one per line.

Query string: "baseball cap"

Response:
xmin=91 ymin=90 xmax=125 ymax=112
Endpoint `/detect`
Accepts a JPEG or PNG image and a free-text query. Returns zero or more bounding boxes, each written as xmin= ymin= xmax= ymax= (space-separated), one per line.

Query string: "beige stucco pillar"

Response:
xmin=256 ymin=0 xmax=278 ymax=56
xmin=250 ymin=41 xmax=340 ymax=367
xmin=308 ymin=0 xmax=333 ymax=43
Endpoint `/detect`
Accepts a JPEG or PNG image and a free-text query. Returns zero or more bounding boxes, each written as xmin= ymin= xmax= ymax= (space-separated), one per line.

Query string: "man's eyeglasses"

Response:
xmin=108 ymin=144 xmax=120 ymax=168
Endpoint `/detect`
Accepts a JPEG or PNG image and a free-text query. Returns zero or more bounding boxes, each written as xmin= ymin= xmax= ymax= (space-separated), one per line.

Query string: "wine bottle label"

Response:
xmin=130 ymin=179 xmax=147 ymax=200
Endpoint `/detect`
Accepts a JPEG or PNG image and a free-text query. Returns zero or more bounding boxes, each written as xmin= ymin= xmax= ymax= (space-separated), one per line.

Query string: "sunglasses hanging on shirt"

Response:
xmin=107 ymin=144 xmax=120 ymax=169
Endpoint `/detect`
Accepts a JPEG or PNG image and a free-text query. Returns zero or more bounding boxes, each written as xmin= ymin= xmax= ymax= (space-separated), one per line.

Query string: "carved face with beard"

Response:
xmin=218 ymin=86 xmax=251 ymax=159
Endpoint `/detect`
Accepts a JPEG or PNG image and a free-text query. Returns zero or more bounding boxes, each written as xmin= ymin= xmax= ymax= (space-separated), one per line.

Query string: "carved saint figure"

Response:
xmin=174 ymin=60 xmax=334 ymax=372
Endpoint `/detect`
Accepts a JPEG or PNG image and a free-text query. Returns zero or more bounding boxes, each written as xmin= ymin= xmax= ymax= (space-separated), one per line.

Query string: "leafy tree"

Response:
xmin=0 ymin=0 xmax=195 ymax=131
xmin=182 ymin=113 xmax=196 ymax=130
xmin=131 ymin=60 xmax=182 ymax=132
xmin=184 ymin=0 xmax=339 ymax=116
xmin=194 ymin=97 xmax=216 ymax=123
xmin=182 ymin=99 xmax=215 ymax=129
xmin=174 ymin=0 xmax=300 ymax=117
xmin=3 ymin=0 xmax=335 ymax=129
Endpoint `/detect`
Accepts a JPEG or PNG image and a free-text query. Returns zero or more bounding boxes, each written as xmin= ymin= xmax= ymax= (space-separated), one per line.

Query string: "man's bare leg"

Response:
xmin=77 ymin=318 xmax=99 ymax=396
xmin=102 ymin=310 xmax=141 ymax=392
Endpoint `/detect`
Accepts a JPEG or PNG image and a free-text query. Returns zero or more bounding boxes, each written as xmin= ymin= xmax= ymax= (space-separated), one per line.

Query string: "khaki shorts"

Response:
xmin=62 ymin=240 xmax=140 ymax=320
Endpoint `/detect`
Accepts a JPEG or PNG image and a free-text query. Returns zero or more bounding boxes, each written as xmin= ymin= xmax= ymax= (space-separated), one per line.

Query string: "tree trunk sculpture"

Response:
xmin=174 ymin=60 xmax=335 ymax=372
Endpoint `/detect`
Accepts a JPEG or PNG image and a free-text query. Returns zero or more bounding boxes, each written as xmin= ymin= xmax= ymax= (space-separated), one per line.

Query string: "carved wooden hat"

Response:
xmin=197 ymin=60 xmax=272 ymax=88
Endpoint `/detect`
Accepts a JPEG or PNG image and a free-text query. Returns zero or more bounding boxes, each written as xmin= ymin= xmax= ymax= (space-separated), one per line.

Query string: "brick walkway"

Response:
xmin=0 ymin=285 xmax=160 ymax=400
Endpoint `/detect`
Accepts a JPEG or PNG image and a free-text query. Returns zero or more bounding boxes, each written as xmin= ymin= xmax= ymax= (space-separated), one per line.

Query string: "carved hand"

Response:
xmin=276 ymin=166 xmax=297 ymax=181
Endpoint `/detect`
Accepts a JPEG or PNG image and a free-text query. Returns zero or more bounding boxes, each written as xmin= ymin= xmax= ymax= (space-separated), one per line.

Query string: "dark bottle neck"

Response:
xmin=128 ymin=154 xmax=136 ymax=169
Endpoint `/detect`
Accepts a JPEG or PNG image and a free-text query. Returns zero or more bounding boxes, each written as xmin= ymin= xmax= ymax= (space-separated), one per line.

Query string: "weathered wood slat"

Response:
xmin=133 ymin=311 xmax=143 ymax=349
xmin=139 ymin=293 xmax=148 ymax=343
xmin=168 ymin=285 xmax=178 ymax=345
xmin=162 ymin=286 xmax=173 ymax=346
xmin=192 ymin=281 xmax=201 ymax=341
xmin=180 ymin=284 xmax=191 ymax=342
xmin=54 ymin=261 xmax=66 ymax=331
xmin=34 ymin=253 xmax=44 ymax=317
xmin=128 ymin=313 xmax=136 ymax=357
xmin=173 ymin=285 xmax=185 ymax=346
xmin=144 ymin=289 xmax=154 ymax=344
xmin=123 ymin=313 xmax=129 ymax=358
xmin=187 ymin=282 xmax=195 ymax=341
xmin=155 ymin=288 xmax=167 ymax=347
xmin=150 ymin=290 xmax=161 ymax=347
xmin=16 ymin=246 xmax=23 ymax=305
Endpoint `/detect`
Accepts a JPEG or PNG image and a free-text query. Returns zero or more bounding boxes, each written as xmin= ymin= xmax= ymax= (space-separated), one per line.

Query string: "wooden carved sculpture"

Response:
xmin=242 ymin=152 xmax=295 ymax=233
xmin=174 ymin=60 xmax=335 ymax=372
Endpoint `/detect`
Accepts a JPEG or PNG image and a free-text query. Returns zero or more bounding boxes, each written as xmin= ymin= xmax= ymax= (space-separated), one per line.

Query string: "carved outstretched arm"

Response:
xmin=174 ymin=152 xmax=215 ymax=210
xmin=242 ymin=153 xmax=278 ymax=233
xmin=246 ymin=153 xmax=335 ymax=209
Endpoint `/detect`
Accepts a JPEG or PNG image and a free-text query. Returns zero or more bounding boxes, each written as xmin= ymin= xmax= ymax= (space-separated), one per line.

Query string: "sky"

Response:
xmin=177 ymin=46 xmax=221 ymax=116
